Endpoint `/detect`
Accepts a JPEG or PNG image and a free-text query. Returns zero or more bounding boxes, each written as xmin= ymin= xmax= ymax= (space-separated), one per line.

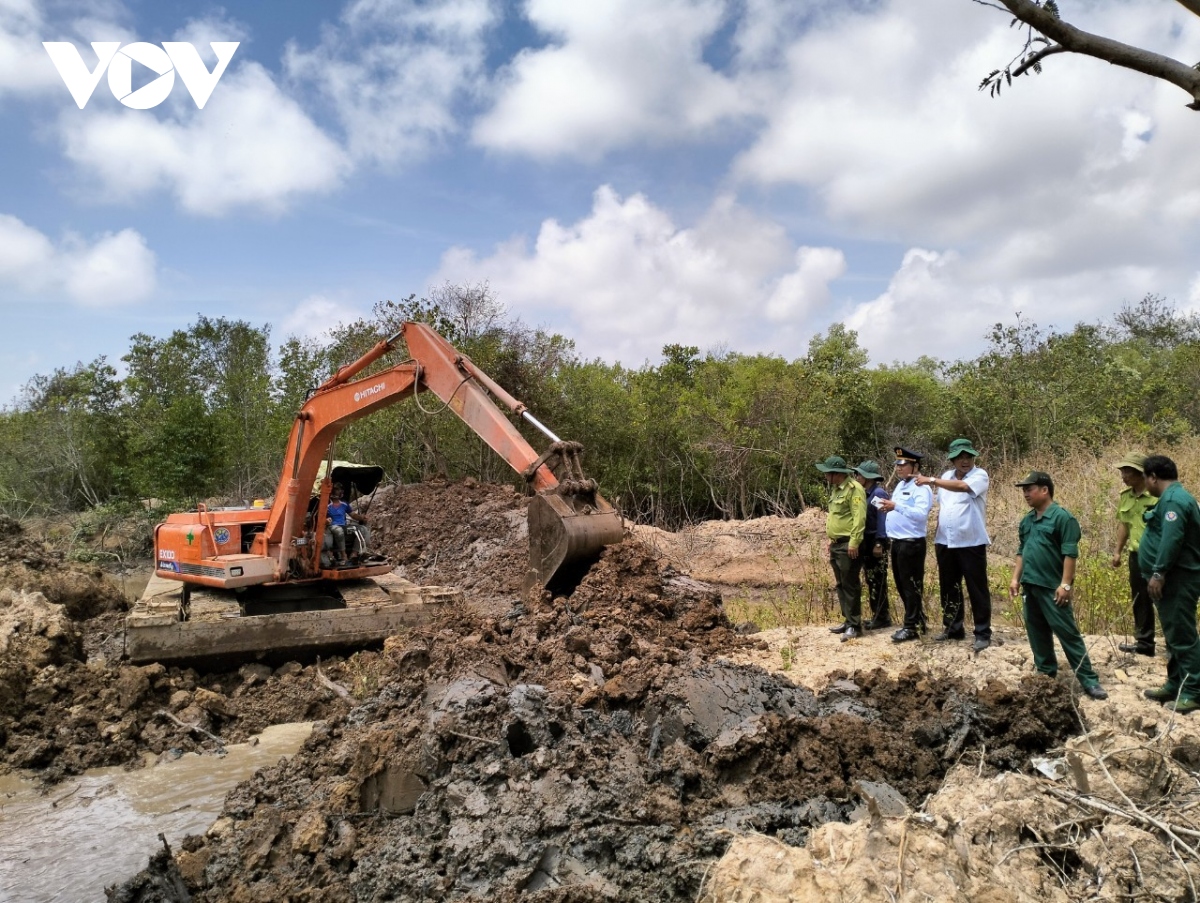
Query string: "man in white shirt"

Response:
xmin=917 ymin=438 xmax=993 ymax=652
xmin=879 ymin=447 xmax=933 ymax=643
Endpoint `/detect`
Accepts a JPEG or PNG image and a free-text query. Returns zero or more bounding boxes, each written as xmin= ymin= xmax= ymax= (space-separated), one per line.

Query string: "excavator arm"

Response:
xmin=255 ymin=321 xmax=621 ymax=589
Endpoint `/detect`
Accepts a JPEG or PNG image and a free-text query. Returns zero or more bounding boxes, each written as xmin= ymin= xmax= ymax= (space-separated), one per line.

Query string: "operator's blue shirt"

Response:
xmin=328 ymin=500 xmax=351 ymax=527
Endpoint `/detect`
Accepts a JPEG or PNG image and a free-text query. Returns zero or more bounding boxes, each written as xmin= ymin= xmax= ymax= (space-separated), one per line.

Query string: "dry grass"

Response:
xmin=725 ymin=436 xmax=1200 ymax=635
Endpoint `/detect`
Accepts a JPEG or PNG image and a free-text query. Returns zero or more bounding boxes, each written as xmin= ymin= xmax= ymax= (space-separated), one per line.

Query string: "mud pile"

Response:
xmin=113 ymin=539 xmax=1082 ymax=902
xmin=0 ymin=645 xmax=368 ymax=782
xmin=0 ymin=511 xmax=382 ymax=782
xmin=632 ymin=509 xmax=828 ymax=587
xmin=706 ymin=724 xmax=1200 ymax=902
xmin=363 ymin=478 xmax=531 ymax=614
xmin=0 ymin=514 xmax=125 ymax=619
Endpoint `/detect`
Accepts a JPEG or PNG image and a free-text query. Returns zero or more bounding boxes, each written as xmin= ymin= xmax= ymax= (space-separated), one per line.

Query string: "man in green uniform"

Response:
xmin=1110 ymin=454 xmax=1157 ymax=656
xmin=818 ymin=455 xmax=866 ymax=641
xmin=1009 ymin=471 xmax=1108 ymax=700
xmin=1139 ymin=455 xmax=1200 ymax=714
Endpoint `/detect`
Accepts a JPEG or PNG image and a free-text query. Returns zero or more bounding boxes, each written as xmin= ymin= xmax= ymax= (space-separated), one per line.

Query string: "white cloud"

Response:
xmin=61 ymin=228 xmax=156 ymax=303
xmin=473 ymin=0 xmax=747 ymax=158
xmin=765 ymin=247 xmax=845 ymax=322
xmin=0 ymin=0 xmax=134 ymax=98
xmin=285 ymin=0 xmax=498 ymax=166
xmin=734 ymin=0 xmax=1200 ymax=250
xmin=844 ymin=247 xmax=1160 ymax=365
xmin=0 ymin=213 xmax=157 ymax=304
xmin=0 ymin=0 xmax=56 ymax=95
xmin=279 ymin=293 xmax=360 ymax=340
xmin=431 ymin=185 xmax=845 ymax=363
xmin=1187 ymin=273 xmax=1200 ymax=310
xmin=59 ymin=62 xmax=350 ymax=216
xmin=50 ymin=0 xmax=495 ymax=214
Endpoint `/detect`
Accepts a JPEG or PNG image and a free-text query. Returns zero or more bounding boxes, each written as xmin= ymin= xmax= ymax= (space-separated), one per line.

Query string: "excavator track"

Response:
xmin=125 ymin=573 xmax=458 ymax=666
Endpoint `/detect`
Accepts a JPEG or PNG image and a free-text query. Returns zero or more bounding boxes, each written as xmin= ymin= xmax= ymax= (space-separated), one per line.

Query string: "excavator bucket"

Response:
xmin=526 ymin=487 xmax=624 ymax=594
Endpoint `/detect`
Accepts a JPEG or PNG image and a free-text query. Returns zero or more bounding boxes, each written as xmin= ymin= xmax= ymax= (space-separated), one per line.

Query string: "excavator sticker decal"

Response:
xmin=353 ymin=382 xmax=386 ymax=403
xmin=214 ymin=528 xmax=230 ymax=545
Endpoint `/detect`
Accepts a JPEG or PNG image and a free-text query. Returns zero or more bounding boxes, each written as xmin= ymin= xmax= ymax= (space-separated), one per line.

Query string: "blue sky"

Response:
xmin=2 ymin=0 xmax=1199 ymax=402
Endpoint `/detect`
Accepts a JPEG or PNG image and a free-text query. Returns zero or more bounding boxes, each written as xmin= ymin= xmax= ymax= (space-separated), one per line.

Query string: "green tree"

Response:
xmin=0 ymin=358 xmax=127 ymax=512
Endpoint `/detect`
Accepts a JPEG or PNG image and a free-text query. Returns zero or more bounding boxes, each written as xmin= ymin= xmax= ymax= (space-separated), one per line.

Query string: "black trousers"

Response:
xmin=1129 ymin=550 xmax=1156 ymax=650
xmin=863 ymin=536 xmax=890 ymax=624
xmin=934 ymin=543 xmax=991 ymax=639
xmin=891 ymin=537 xmax=927 ymax=630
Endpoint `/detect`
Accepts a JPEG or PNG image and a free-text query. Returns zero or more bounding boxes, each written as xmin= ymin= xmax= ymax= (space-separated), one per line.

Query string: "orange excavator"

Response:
xmin=125 ymin=321 xmax=623 ymax=664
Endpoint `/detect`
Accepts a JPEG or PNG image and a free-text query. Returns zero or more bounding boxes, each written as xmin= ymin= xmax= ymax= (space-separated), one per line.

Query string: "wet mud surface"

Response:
xmin=0 ymin=516 xmax=363 ymax=782
xmin=111 ymin=536 xmax=1081 ymax=902
xmin=0 ymin=485 xmax=1088 ymax=901
xmin=0 ymin=480 xmax=533 ymax=784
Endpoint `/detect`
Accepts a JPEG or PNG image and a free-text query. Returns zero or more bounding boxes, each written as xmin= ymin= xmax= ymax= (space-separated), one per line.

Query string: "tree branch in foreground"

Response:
xmin=980 ymin=0 xmax=1200 ymax=110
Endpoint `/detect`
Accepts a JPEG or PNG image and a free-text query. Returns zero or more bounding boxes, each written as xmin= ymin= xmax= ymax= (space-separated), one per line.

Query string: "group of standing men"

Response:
xmin=817 ymin=439 xmax=993 ymax=652
xmin=817 ymin=440 xmax=1200 ymax=711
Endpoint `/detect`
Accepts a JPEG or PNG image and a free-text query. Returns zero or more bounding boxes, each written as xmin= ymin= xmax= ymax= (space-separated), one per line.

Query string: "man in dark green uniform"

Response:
xmin=1139 ymin=455 xmax=1200 ymax=714
xmin=818 ymin=455 xmax=866 ymax=641
xmin=1009 ymin=471 xmax=1108 ymax=700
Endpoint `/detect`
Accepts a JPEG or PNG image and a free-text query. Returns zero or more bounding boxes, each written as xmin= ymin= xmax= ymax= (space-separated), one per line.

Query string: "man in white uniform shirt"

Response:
xmin=879 ymin=447 xmax=933 ymax=643
xmin=917 ymin=438 xmax=993 ymax=652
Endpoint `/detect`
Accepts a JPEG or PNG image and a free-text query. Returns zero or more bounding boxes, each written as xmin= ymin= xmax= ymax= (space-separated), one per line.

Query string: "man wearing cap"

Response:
xmin=817 ymin=455 xmax=867 ymax=641
xmin=1110 ymin=454 xmax=1157 ymax=656
xmin=1138 ymin=455 xmax=1200 ymax=715
xmin=1010 ymin=471 xmax=1108 ymax=700
xmin=855 ymin=461 xmax=891 ymax=629
xmin=878 ymin=448 xmax=933 ymax=642
xmin=917 ymin=438 xmax=992 ymax=652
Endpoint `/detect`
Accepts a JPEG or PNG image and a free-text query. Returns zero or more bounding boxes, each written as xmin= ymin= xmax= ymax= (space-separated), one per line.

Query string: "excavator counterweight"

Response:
xmin=125 ymin=322 xmax=623 ymax=665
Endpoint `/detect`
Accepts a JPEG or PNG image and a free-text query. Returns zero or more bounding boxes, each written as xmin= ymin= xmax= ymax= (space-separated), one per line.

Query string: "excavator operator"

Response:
xmin=327 ymin=485 xmax=368 ymax=567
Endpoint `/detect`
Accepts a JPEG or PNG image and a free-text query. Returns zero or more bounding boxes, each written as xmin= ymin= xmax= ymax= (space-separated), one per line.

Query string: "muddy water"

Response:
xmin=0 ymin=721 xmax=313 ymax=903
xmin=104 ymin=566 xmax=152 ymax=604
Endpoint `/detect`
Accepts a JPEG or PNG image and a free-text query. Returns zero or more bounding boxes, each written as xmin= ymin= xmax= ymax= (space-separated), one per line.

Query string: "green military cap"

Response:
xmin=816 ymin=455 xmax=854 ymax=474
xmin=947 ymin=438 xmax=980 ymax=458
xmin=854 ymin=460 xmax=883 ymax=480
xmin=1014 ymin=470 xmax=1054 ymax=491
xmin=1115 ymin=453 xmax=1146 ymax=473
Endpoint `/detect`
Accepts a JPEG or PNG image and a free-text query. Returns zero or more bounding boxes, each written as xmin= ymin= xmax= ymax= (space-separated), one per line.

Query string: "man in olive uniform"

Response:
xmin=1139 ymin=455 xmax=1200 ymax=714
xmin=1110 ymin=453 xmax=1157 ymax=656
xmin=855 ymin=460 xmax=891 ymax=629
xmin=818 ymin=455 xmax=867 ymax=641
xmin=1009 ymin=471 xmax=1108 ymax=700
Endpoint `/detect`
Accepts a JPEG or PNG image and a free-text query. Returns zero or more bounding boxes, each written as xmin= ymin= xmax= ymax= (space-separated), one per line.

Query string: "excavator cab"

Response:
xmin=308 ymin=462 xmax=385 ymax=569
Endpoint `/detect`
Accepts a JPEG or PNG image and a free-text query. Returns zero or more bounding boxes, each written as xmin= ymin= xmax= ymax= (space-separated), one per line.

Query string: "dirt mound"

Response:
xmin=365 ymin=478 xmax=529 ymax=612
xmin=0 ymin=649 xmax=370 ymax=782
xmin=113 ymin=537 xmax=1081 ymax=902
xmin=99 ymin=495 xmax=1200 ymax=900
xmin=706 ymin=722 xmax=1200 ymax=903
xmin=0 ymin=589 xmax=84 ymax=743
xmin=632 ymin=510 xmax=827 ymax=586
xmin=0 ymin=516 xmax=125 ymax=620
